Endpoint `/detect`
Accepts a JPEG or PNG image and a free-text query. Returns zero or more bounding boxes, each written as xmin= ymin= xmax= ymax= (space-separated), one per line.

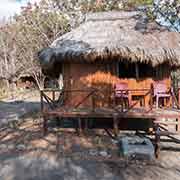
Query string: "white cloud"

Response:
xmin=0 ymin=0 xmax=41 ymax=21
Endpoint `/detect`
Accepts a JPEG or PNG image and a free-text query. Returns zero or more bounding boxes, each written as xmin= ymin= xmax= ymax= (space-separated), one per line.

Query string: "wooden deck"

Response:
xmin=44 ymin=107 xmax=180 ymax=119
xmin=40 ymin=89 xmax=180 ymax=158
xmin=40 ymin=88 xmax=180 ymax=132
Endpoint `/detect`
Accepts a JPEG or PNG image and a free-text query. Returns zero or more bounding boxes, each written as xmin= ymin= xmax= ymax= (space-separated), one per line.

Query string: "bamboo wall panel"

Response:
xmin=63 ymin=63 xmax=171 ymax=108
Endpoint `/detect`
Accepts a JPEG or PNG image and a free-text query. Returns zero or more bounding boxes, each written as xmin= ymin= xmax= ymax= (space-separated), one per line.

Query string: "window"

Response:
xmin=118 ymin=61 xmax=154 ymax=79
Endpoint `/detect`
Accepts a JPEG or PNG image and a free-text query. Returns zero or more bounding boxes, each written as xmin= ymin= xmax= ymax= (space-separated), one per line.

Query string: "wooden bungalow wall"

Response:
xmin=62 ymin=62 xmax=171 ymax=108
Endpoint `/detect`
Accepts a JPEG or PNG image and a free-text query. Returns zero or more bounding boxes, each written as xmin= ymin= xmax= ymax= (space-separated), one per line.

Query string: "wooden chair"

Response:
xmin=153 ymin=81 xmax=171 ymax=108
xmin=114 ymin=82 xmax=130 ymax=109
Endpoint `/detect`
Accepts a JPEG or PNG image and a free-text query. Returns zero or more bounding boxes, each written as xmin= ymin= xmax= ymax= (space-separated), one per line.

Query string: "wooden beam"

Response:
xmin=178 ymin=88 xmax=180 ymax=108
xmin=40 ymin=90 xmax=44 ymax=113
xmin=78 ymin=118 xmax=82 ymax=136
xmin=135 ymin=63 xmax=139 ymax=80
xmin=91 ymin=94 xmax=95 ymax=112
xmin=52 ymin=91 xmax=55 ymax=101
xmin=74 ymin=90 xmax=96 ymax=108
xmin=113 ymin=114 xmax=119 ymax=137
xmin=43 ymin=115 xmax=48 ymax=136
xmin=154 ymin=123 xmax=160 ymax=158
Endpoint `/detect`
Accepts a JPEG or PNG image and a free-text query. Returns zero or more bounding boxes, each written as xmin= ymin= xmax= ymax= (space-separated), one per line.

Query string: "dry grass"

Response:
xmin=42 ymin=11 xmax=180 ymax=68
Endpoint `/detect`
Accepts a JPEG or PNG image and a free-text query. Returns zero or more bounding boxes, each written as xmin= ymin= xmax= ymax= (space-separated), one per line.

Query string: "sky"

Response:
xmin=0 ymin=0 xmax=40 ymax=21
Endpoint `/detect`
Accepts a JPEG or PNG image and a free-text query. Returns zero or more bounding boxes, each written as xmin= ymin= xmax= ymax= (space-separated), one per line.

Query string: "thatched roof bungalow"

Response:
xmin=38 ymin=11 xmax=180 ymax=108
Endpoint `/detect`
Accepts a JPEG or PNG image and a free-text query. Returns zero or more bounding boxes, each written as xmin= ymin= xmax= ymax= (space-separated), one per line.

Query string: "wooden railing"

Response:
xmin=40 ymin=88 xmax=97 ymax=112
xmin=40 ymin=86 xmax=180 ymax=113
xmin=40 ymin=88 xmax=64 ymax=111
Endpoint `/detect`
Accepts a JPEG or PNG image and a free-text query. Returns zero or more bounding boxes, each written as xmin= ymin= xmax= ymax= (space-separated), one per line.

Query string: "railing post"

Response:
xmin=150 ymin=84 xmax=154 ymax=109
xmin=40 ymin=90 xmax=48 ymax=136
xmin=78 ymin=118 xmax=82 ymax=136
xmin=91 ymin=94 xmax=95 ymax=112
xmin=113 ymin=113 xmax=119 ymax=137
xmin=43 ymin=116 xmax=48 ymax=136
xmin=52 ymin=90 xmax=55 ymax=102
xmin=178 ymin=88 xmax=180 ymax=131
xmin=154 ymin=122 xmax=160 ymax=158
xmin=178 ymin=88 xmax=180 ymax=108
xmin=40 ymin=90 xmax=44 ymax=113
xmin=113 ymin=90 xmax=116 ymax=108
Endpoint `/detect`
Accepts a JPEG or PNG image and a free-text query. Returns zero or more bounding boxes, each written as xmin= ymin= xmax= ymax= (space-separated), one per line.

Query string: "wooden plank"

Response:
xmin=74 ymin=90 xmax=96 ymax=108
xmin=178 ymin=118 xmax=180 ymax=132
xmin=135 ymin=63 xmax=139 ymax=80
xmin=78 ymin=118 xmax=82 ymax=136
xmin=42 ymin=88 xmax=151 ymax=93
xmin=127 ymin=90 xmax=151 ymax=111
xmin=91 ymin=94 xmax=95 ymax=112
xmin=154 ymin=121 xmax=179 ymax=125
xmin=113 ymin=114 xmax=119 ymax=137
xmin=40 ymin=97 xmax=180 ymax=122
xmin=178 ymin=88 xmax=180 ymax=107
xmin=40 ymin=90 xmax=44 ymax=112
xmin=43 ymin=115 xmax=48 ymax=136
xmin=42 ymin=89 xmax=93 ymax=93
xmin=171 ymin=88 xmax=179 ymax=109
xmin=44 ymin=108 xmax=180 ymax=120
xmin=42 ymin=93 xmax=55 ymax=110
xmin=52 ymin=91 xmax=55 ymax=101
xmin=154 ymin=124 xmax=160 ymax=158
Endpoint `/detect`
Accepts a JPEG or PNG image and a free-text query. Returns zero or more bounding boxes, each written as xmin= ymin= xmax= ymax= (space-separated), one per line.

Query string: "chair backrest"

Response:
xmin=115 ymin=82 xmax=128 ymax=96
xmin=153 ymin=81 xmax=167 ymax=95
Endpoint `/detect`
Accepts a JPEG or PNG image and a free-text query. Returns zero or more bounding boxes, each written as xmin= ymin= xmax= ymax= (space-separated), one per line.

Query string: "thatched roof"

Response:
xmin=38 ymin=11 xmax=180 ymax=70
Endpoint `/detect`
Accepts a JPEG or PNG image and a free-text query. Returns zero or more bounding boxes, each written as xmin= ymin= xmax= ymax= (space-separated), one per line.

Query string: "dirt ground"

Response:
xmin=0 ymin=90 xmax=40 ymax=126
xmin=0 ymin=91 xmax=180 ymax=180
xmin=0 ymin=117 xmax=180 ymax=180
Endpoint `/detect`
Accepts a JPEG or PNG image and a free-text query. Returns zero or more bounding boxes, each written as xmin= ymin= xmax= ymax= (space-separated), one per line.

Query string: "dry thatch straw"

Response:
xmin=40 ymin=11 xmax=180 ymax=68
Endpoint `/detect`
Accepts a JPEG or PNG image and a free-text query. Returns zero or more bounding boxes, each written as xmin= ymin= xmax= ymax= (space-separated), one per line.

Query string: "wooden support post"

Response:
xmin=52 ymin=90 xmax=55 ymax=102
xmin=113 ymin=90 xmax=116 ymax=108
xmin=113 ymin=114 xmax=119 ymax=137
xmin=85 ymin=119 xmax=88 ymax=131
xmin=170 ymin=87 xmax=178 ymax=108
xmin=120 ymin=96 xmax=123 ymax=112
xmin=150 ymin=84 xmax=153 ymax=109
xmin=154 ymin=123 xmax=160 ymax=158
xmin=41 ymin=90 xmax=48 ymax=136
xmin=40 ymin=90 xmax=44 ymax=112
xmin=178 ymin=118 xmax=180 ymax=132
xmin=78 ymin=118 xmax=82 ymax=136
xmin=91 ymin=94 xmax=95 ymax=112
xmin=178 ymin=88 xmax=180 ymax=108
xmin=43 ymin=115 xmax=48 ymax=136
xmin=135 ymin=63 xmax=139 ymax=80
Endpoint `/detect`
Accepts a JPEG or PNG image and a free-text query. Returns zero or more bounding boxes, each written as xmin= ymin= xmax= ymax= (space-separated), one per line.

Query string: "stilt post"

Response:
xmin=113 ymin=113 xmax=119 ymax=137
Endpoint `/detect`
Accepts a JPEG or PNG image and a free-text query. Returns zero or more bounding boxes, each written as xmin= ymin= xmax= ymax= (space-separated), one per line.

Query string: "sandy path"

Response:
xmin=0 ymin=90 xmax=40 ymax=126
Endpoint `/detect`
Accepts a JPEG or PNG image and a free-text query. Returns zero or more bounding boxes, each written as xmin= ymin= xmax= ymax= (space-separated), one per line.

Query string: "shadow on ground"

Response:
xmin=0 ymin=116 xmax=180 ymax=180
xmin=0 ymin=94 xmax=180 ymax=180
xmin=0 ymin=100 xmax=40 ymax=126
